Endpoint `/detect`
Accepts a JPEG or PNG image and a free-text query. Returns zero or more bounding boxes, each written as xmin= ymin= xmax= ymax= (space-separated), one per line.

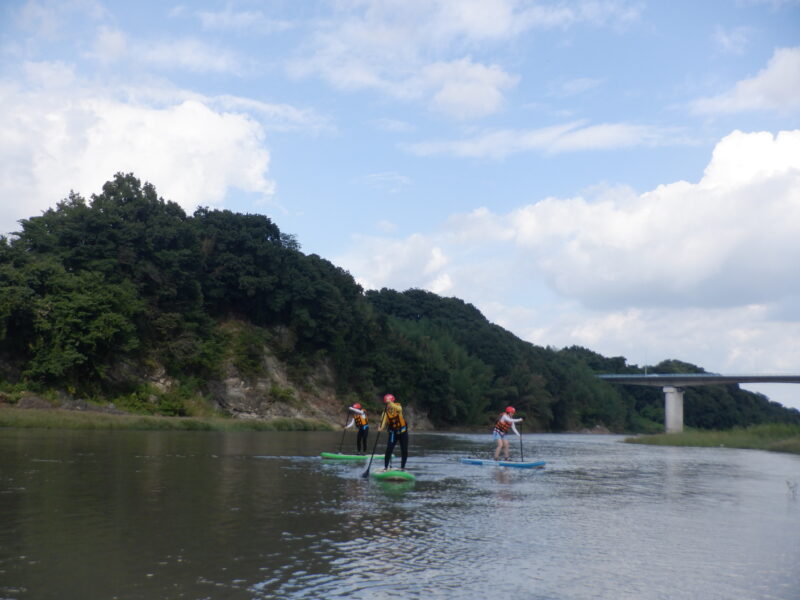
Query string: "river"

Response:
xmin=0 ymin=429 xmax=798 ymax=599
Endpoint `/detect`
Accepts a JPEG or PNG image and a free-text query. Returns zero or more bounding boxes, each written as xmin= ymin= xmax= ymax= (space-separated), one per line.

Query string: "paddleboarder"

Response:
xmin=493 ymin=406 xmax=523 ymax=461
xmin=345 ymin=402 xmax=369 ymax=453
xmin=379 ymin=393 xmax=408 ymax=470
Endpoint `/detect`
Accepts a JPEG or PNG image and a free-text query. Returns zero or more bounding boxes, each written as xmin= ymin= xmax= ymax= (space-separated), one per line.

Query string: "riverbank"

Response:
xmin=625 ymin=423 xmax=800 ymax=455
xmin=0 ymin=405 xmax=333 ymax=432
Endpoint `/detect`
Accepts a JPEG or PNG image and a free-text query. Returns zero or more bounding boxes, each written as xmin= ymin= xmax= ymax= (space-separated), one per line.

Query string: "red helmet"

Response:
xmin=383 ymin=394 xmax=395 ymax=404
xmin=505 ymin=406 xmax=516 ymax=414
xmin=353 ymin=403 xmax=361 ymax=409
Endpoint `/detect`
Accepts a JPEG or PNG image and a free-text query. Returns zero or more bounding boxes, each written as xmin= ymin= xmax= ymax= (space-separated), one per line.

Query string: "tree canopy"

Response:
xmin=2 ymin=173 xmax=798 ymax=430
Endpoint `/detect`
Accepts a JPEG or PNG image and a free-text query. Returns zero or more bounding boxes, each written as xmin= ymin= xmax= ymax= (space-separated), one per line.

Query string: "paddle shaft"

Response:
xmin=361 ymin=407 xmax=387 ymax=478
xmin=519 ymin=427 xmax=524 ymax=462
xmin=337 ymin=410 xmax=349 ymax=453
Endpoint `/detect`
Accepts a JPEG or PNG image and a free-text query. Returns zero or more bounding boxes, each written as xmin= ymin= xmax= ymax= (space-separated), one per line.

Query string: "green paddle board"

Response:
xmin=320 ymin=452 xmax=368 ymax=461
xmin=370 ymin=468 xmax=416 ymax=482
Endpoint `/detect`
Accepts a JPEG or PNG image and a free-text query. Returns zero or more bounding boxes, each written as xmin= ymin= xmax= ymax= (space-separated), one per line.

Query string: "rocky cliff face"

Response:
xmin=208 ymin=351 xmax=341 ymax=422
xmin=140 ymin=342 xmax=434 ymax=429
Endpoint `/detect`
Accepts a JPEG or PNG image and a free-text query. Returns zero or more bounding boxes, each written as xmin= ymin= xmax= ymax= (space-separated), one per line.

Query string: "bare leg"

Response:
xmin=494 ymin=438 xmax=503 ymax=460
xmin=502 ymin=439 xmax=510 ymax=461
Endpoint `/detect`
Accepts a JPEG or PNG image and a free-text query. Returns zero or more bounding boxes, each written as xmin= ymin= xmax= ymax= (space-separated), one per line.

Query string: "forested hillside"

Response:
xmin=1 ymin=173 xmax=798 ymax=431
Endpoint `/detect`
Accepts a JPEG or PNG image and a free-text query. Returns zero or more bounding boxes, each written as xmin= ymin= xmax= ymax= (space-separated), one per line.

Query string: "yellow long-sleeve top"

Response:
xmin=380 ymin=401 xmax=407 ymax=432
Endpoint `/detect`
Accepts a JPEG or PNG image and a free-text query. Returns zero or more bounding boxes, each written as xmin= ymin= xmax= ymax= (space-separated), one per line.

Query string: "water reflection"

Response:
xmin=0 ymin=430 xmax=798 ymax=599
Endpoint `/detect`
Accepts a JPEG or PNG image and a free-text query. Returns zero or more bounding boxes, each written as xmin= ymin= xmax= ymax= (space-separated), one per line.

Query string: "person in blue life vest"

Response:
xmin=493 ymin=406 xmax=523 ymax=461
xmin=345 ymin=402 xmax=369 ymax=453
xmin=379 ymin=393 xmax=408 ymax=470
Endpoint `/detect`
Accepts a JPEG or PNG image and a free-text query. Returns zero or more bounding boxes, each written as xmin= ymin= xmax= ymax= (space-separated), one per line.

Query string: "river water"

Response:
xmin=0 ymin=429 xmax=798 ymax=600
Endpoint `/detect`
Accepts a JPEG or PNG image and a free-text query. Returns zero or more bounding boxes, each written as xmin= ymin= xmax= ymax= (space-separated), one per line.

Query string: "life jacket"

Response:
xmin=353 ymin=411 xmax=367 ymax=427
xmin=385 ymin=403 xmax=407 ymax=431
xmin=494 ymin=414 xmax=510 ymax=433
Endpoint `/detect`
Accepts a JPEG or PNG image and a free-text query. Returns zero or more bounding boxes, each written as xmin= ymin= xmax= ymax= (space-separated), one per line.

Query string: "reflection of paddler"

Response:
xmin=493 ymin=406 xmax=523 ymax=461
xmin=379 ymin=394 xmax=408 ymax=470
xmin=492 ymin=467 xmax=511 ymax=486
xmin=345 ymin=403 xmax=369 ymax=453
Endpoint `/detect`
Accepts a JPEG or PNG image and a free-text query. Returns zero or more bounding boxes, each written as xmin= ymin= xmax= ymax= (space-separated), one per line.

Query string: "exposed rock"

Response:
xmin=59 ymin=398 xmax=128 ymax=415
xmin=209 ymin=350 xmax=347 ymax=424
xmin=580 ymin=424 xmax=612 ymax=434
xmin=17 ymin=395 xmax=54 ymax=410
xmin=107 ymin=359 xmax=177 ymax=394
xmin=401 ymin=405 xmax=434 ymax=431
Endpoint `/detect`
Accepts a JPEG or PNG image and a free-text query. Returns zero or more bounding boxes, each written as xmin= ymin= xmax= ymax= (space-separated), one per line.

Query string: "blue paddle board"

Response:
xmin=461 ymin=458 xmax=546 ymax=469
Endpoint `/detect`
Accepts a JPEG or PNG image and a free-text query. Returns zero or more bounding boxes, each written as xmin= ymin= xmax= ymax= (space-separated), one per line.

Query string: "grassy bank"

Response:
xmin=625 ymin=423 xmax=800 ymax=455
xmin=0 ymin=406 xmax=334 ymax=432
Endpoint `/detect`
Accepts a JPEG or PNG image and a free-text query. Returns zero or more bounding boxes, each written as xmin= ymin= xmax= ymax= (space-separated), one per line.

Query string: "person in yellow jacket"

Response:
xmin=379 ymin=393 xmax=408 ymax=470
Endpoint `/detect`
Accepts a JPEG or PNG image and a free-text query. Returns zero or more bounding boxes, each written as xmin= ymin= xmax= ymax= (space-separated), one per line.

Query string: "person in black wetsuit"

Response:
xmin=379 ymin=393 xmax=408 ymax=470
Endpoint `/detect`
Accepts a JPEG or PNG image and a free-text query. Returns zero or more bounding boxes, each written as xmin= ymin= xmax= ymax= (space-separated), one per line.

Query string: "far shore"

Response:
xmin=0 ymin=405 xmax=333 ymax=432
xmin=625 ymin=423 xmax=800 ymax=455
xmin=3 ymin=405 xmax=799 ymax=456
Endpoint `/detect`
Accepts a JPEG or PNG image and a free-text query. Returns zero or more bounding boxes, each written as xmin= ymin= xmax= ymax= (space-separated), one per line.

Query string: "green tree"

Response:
xmin=25 ymin=269 xmax=144 ymax=385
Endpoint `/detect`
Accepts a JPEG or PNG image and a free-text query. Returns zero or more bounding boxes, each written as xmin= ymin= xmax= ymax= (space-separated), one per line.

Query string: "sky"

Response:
xmin=2 ymin=0 xmax=800 ymax=410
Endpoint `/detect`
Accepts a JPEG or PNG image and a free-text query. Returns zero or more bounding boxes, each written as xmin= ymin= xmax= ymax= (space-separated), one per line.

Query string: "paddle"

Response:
xmin=361 ymin=407 xmax=387 ymax=479
xmin=519 ymin=426 xmax=524 ymax=462
xmin=337 ymin=409 xmax=349 ymax=454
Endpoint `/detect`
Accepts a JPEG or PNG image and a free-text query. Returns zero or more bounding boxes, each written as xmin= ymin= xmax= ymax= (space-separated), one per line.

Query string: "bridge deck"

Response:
xmin=598 ymin=374 xmax=800 ymax=387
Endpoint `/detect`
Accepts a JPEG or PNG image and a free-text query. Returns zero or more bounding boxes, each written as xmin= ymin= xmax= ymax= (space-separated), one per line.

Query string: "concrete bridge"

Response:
xmin=597 ymin=374 xmax=800 ymax=433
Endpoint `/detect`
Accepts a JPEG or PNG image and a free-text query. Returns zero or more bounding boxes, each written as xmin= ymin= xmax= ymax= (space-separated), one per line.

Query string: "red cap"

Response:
xmin=505 ymin=406 xmax=516 ymax=414
xmin=353 ymin=403 xmax=361 ymax=409
xmin=383 ymin=394 xmax=395 ymax=404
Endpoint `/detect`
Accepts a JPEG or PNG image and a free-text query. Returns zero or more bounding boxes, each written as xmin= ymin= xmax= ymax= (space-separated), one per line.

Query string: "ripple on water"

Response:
xmin=3 ymin=431 xmax=799 ymax=600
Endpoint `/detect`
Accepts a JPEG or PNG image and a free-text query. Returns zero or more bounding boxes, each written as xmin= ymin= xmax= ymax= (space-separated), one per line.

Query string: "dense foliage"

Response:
xmin=2 ymin=173 xmax=798 ymax=431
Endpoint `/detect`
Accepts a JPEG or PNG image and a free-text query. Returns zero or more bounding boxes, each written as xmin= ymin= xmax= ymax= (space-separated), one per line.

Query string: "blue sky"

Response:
xmin=2 ymin=0 xmax=800 ymax=409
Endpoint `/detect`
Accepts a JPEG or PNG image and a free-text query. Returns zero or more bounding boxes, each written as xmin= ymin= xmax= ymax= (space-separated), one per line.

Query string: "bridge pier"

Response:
xmin=663 ymin=386 xmax=684 ymax=433
xmin=599 ymin=373 xmax=800 ymax=434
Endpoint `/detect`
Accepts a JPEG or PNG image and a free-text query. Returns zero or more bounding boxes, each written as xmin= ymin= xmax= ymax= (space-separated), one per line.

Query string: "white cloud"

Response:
xmin=86 ymin=25 xmax=127 ymax=63
xmin=290 ymin=0 xmax=640 ymax=119
xmin=428 ymin=272 xmax=454 ymax=294
xmin=430 ymin=0 xmax=642 ymax=37
xmin=22 ymin=59 xmax=76 ymax=87
xmin=338 ymin=233 xmax=452 ymax=293
xmin=376 ymin=219 xmax=397 ymax=233
xmin=80 ymin=24 xmax=245 ymax=75
xmin=0 ymin=67 xmax=276 ymax=235
xmin=138 ymin=38 xmax=245 ymax=75
xmin=504 ymin=130 xmax=800 ymax=309
xmin=421 ymin=58 xmax=518 ymax=119
xmin=17 ymin=65 xmax=331 ymax=135
xmin=691 ymin=46 xmax=800 ymax=114
xmin=195 ymin=8 xmax=293 ymax=33
xmin=739 ymin=0 xmax=800 ymax=7
xmin=548 ymin=77 xmax=603 ymax=97
xmin=337 ymin=129 xmax=800 ymax=408
xmin=713 ymin=25 xmax=751 ymax=55
xmin=212 ymin=95 xmax=332 ymax=133
xmin=405 ymin=121 xmax=688 ymax=158
xmin=291 ymin=41 xmax=518 ymax=119
xmin=372 ymin=118 xmax=416 ymax=132
xmin=358 ymin=172 xmax=412 ymax=194
xmin=16 ymin=0 xmax=108 ymax=40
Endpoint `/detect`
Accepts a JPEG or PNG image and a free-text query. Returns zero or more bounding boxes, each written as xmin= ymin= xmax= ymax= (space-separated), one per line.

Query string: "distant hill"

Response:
xmin=2 ymin=173 xmax=798 ymax=431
